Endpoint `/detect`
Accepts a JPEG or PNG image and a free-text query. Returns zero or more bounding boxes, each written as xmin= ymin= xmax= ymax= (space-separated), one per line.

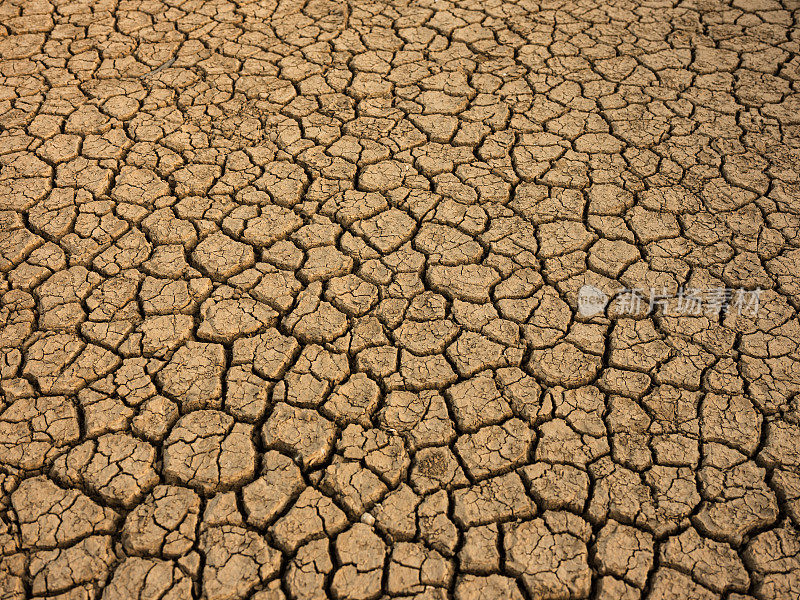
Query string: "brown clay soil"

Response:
xmin=1 ymin=0 xmax=800 ymax=599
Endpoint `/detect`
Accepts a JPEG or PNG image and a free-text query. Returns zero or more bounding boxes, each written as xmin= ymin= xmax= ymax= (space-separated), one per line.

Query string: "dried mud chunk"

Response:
xmin=331 ymin=523 xmax=387 ymax=600
xmin=1 ymin=290 xmax=35 ymax=349
xmin=122 ymin=485 xmax=200 ymax=558
xmin=270 ymin=487 xmax=347 ymax=553
xmin=660 ymin=527 xmax=749 ymax=594
xmin=141 ymin=208 xmax=197 ymax=246
xmin=410 ymin=446 xmax=468 ymax=495
xmin=355 ymin=345 xmax=398 ymax=381
xmin=281 ymin=370 xmax=338 ymax=409
xmin=427 ymin=264 xmax=500 ymax=303
xmin=204 ymin=491 xmax=245 ymax=528
xmin=225 ymin=366 xmax=271 ymax=422
xmin=445 ymin=374 xmax=512 ymax=433
xmin=594 ymin=520 xmax=653 ymax=588
xmin=527 ymin=342 xmax=602 ymax=387
xmin=520 ymin=462 xmax=589 ymax=513
xmin=496 ymin=367 xmax=549 ymax=423
xmin=192 ymin=231 xmax=255 ymax=280
xmin=594 ymin=576 xmax=639 ymax=600
xmin=242 ymin=205 xmax=303 ymax=246
xmin=11 ymin=476 xmax=120 ymax=550
xmin=287 ymin=291 xmax=348 ymax=340
xmin=535 ymin=418 xmax=608 ymax=468
xmin=35 ymin=266 xmax=97 ymax=331
xmin=338 ymin=424 xmax=409 ymax=487
xmin=394 ymin=319 xmax=459 ymax=355
xmin=56 ymin=157 xmax=113 ymax=196
xmin=694 ymin=443 xmax=778 ymax=545
xmin=648 ymin=568 xmax=718 ymax=600
xmin=459 ymin=524 xmax=500 ymax=574
xmin=455 ymin=418 xmax=533 ymax=479
xmin=419 ymin=90 xmax=469 ymax=115
xmin=399 ymin=351 xmax=458 ymax=391
xmin=28 ymin=188 xmax=77 ymax=239
xmin=744 ymin=525 xmax=800 ymax=600
xmin=322 ymin=373 xmax=381 ymax=426
xmin=740 ymin=354 xmax=800 ymax=415
xmin=381 ymin=389 xmax=456 ymax=450
xmin=447 ymin=331 xmax=523 ymax=377
xmin=197 ymin=294 xmax=278 ymax=343
xmin=28 ymin=535 xmax=115 ymax=596
xmin=417 ymin=490 xmax=458 ymax=556
xmin=254 ymin=161 xmax=308 ymax=207
xmin=102 ymin=557 xmax=193 ymax=600
xmin=252 ymin=580 xmax=286 ymax=600
xmin=142 ymin=244 xmax=194 ymax=279
xmin=353 ymin=208 xmax=417 ymax=254
xmin=111 ymin=167 xmax=169 ymax=206
xmin=455 ymin=575 xmax=524 ymax=600
xmin=93 ymin=227 xmax=152 ymax=276
xmin=139 ymin=276 xmax=212 ymax=315
xmin=452 ymin=472 xmax=536 ymax=528
xmin=588 ymin=457 xmax=689 ymax=536
xmin=372 ymin=484 xmax=420 ymax=542
xmin=386 ymin=542 xmax=454 ymax=595
xmin=504 ymin=513 xmax=592 ymax=600
xmin=299 ymin=246 xmax=353 ymax=283
xmin=163 ymin=410 xmax=256 ymax=496
xmin=51 ymin=433 xmax=158 ymax=508
xmin=609 ymin=319 xmax=672 ymax=373
xmin=285 ymin=282 xmax=349 ymax=343
xmin=379 ymin=390 xmax=428 ymax=433
xmin=200 ymin=525 xmax=281 ymax=600
xmin=0 ymin=395 xmax=79 ymax=470
xmin=262 ymin=404 xmax=337 ymax=469
xmin=23 ymin=332 xmax=120 ymax=395
xmin=172 ymin=164 xmax=221 ymax=198
xmin=250 ymin=265 xmax=303 ymax=312
xmin=132 ymin=395 xmax=179 ymax=443
xmin=139 ymin=315 xmax=194 ymax=358
xmin=537 ymin=220 xmax=594 ymax=259
xmin=287 ymin=538 xmax=333 ymax=600
xmin=588 ymin=238 xmax=639 ymax=278
xmin=325 ymin=274 xmax=379 ymax=317
xmin=772 ymin=468 xmax=800 ymax=527
xmin=0 ymin=559 xmax=25 ymax=600
xmin=415 ymin=223 xmax=483 ymax=266
xmin=607 ymin=396 xmax=652 ymax=471
xmin=242 ymin=450 xmax=305 ymax=529
xmin=232 ymin=328 xmax=300 ymax=380
xmin=321 ymin=191 xmax=388 ymax=228
xmin=759 ymin=419 xmax=800 ymax=470
xmin=321 ymin=457 xmax=389 ymax=516
xmin=290 ymin=344 xmax=350 ymax=385
xmin=701 ymin=392 xmax=761 ymax=456
xmin=291 ymin=215 xmax=342 ymax=250
xmin=113 ymin=358 xmax=157 ymax=406
xmin=85 ymin=271 xmax=140 ymax=323
xmin=359 ymin=161 xmax=405 ymax=192
xmin=642 ymin=386 xmax=701 ymax=468
xmin=156 ymin=342 xmax=226 ymax=411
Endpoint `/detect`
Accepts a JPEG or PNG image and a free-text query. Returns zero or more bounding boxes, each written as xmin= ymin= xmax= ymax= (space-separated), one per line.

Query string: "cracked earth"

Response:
xmin=1 ymin=0 xmax=800 ymax=599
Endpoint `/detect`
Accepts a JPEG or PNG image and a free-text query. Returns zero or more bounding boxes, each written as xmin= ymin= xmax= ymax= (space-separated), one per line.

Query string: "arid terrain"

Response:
xmin=1 ymin=0 xmax=800 ymax=598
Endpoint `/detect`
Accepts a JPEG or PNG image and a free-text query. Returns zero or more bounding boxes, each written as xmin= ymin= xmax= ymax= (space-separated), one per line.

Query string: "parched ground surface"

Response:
xmin=1 ymin=0 xmax=800 ymax=598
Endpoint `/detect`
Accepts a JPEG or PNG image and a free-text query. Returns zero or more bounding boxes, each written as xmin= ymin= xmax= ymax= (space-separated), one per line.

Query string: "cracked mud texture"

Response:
xmin=1 ymin=0 xmax=800 ymax=598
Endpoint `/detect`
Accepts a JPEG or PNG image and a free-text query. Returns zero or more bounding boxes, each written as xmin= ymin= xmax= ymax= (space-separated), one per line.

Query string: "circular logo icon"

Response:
xmin=578 ymin=285 xmax=609 ymax=317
